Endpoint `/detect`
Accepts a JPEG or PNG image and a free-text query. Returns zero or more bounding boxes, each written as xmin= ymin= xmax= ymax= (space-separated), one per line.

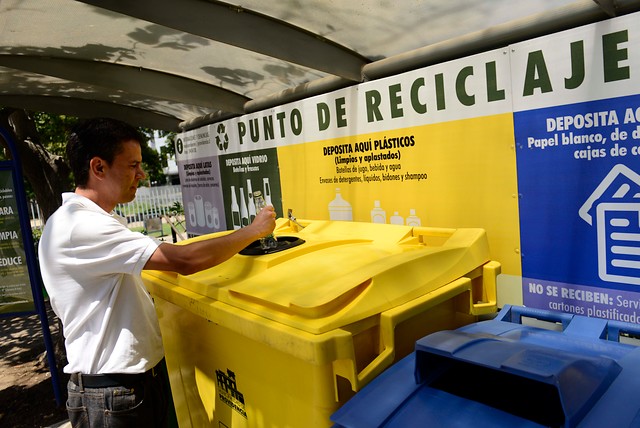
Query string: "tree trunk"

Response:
xmin=0 ymin=108 xmax=71 ymax=221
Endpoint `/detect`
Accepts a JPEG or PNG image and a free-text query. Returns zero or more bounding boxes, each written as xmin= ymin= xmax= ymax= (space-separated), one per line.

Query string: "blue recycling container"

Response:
xmin=331 ymin=305 xmax=640 ymax=428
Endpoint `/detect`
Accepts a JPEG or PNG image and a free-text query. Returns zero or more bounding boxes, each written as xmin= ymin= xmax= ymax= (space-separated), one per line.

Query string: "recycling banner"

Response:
xmin=512 ymin=13 xmax=640 ymax=321
xmin=176 ymin=11 xmax=640 ymax=322
xmin=0 ymin=168 xmax=35 ymax=314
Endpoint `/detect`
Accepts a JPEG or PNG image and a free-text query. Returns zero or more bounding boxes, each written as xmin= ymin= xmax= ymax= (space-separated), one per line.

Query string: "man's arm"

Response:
xmin=144 ymin=206 xmax=276 ymax=275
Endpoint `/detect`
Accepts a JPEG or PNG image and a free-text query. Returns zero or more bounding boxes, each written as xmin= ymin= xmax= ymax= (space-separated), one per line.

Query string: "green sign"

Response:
xmin=0 ymin=169 xmax=34 ymax=314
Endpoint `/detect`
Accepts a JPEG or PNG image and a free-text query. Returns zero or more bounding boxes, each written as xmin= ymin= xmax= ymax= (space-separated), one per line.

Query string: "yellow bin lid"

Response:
xmin=143 ymin=219 xmax=490 ymax=335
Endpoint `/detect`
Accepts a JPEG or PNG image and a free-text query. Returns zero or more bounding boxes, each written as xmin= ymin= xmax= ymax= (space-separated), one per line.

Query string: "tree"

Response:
xmin=0 ymin=108 xmax=167 ymax=221
xmin=138 ymin=128 xmax=166 ymax=186
xmin=0 ymin=109 xmax=73 ymax=221
xmin=159 ymin=131 xmax=178 ymax=160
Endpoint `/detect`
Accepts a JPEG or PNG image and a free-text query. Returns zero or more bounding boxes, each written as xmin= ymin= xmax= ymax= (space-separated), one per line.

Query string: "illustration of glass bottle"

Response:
xmin=230 ymin=186 xmax=241 ymax=230
xmin=253 ymin=191 xmax=278 ymax=249
xmin=247 ymin=179 xmax=256 ymax=222
xmin=263 ymin=177 xmax=272 ymax=206
xmin=240 ymin=187 xmax=249 ymax=227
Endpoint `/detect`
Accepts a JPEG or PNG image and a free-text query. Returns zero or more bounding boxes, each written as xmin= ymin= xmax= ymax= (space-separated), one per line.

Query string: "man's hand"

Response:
xmin=145 ymin=205 xmax=279 ymax=275
xmin=249 ymin=205 xmax=276 ymax=237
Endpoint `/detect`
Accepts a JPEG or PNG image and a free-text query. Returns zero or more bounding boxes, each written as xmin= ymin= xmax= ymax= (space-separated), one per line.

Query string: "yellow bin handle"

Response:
xmin=334 ymin=261 xmax=500 ymax=397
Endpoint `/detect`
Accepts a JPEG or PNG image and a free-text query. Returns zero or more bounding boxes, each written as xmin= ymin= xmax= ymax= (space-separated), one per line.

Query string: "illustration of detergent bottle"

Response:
xmin=371 ymin=200 xmax=386 ymax=224
xmin=390 ymin=211 xmax=404 ymax=225
xmin=328 ymin=188 xmax=353 ymax=221
xmin=406 ymin=209 xmax=422 ymax=226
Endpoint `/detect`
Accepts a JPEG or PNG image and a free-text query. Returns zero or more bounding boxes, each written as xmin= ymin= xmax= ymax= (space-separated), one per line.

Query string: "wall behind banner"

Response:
xmin=176 ymin=12 xmax=640 ymax=321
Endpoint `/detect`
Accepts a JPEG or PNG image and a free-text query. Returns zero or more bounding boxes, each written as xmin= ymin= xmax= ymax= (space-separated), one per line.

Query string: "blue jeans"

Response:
xmin=66 ymin=360 xmax=177 ymax=428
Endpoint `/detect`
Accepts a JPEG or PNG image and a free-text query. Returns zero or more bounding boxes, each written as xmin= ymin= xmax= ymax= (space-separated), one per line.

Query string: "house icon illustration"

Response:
xmin=579 ymin=164 xmax=640 ymax=285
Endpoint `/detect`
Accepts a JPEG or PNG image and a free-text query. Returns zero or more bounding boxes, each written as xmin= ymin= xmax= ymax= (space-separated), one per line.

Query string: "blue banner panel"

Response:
xmin=516 ymin=94 xmax=640 ymax=316
xmin=0 ymin=168 xmax=35 ymax=314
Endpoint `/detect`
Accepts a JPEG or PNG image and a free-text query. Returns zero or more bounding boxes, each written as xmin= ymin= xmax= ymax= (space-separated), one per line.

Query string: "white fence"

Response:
xmin=29 ymin=199 xmax=46 ymax=231
xmin=30 ymin=185 xmax=184 ymax=232
xmin=115 ymin=185 xmax=183 ymax=228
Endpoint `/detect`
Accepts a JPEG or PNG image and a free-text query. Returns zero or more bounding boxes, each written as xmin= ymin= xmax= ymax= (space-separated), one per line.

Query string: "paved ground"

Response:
xmin=0 ymin=305 xmax=69 ymax=428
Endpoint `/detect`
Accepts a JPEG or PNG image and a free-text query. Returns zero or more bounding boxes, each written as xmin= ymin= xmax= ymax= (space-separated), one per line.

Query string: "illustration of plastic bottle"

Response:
xmin=390 ymin=211 xmax=404 ymax=225
xmin=371 ymin=200 xmax=386 ymax=224
xmin=263 ymin=178 xmax=272 ymax=206
xmin=240 ymin=187 xmax=249 ymax=227
xmin=406 ymin=209 xmax=422 ymax=226
xmin=328 ymin=188 xmax=353 ymax=221
xmin=230 ymin=186 xmax=241 ymax=230
xmin=253 ymin=191 xmax=278 ymax=249
xmin=247 ymin=179 xmax=256 ymax=222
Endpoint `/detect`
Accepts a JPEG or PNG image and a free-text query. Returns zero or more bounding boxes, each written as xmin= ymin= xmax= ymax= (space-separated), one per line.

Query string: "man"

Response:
xmin=38 ymin=117 xmax=275 ymax=427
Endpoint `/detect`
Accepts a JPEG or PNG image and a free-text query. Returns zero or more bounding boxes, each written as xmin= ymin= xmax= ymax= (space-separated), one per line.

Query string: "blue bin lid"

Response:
xmin=415 ymin=330 xmax=621 ymax=427
xmin=331 ymin=353 xmax=546 ymax=428
xmin=332 ymin=305 xmax=640 ymax=428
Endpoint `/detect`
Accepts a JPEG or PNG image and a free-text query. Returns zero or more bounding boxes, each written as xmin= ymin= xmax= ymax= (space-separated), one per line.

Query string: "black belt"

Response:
xmin=70 ymin=361 xmax=161 ymax=388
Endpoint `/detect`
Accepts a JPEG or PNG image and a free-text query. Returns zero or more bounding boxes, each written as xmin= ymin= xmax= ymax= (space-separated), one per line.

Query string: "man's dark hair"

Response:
xmin=67 ymin=117 xmax=145 ymax=187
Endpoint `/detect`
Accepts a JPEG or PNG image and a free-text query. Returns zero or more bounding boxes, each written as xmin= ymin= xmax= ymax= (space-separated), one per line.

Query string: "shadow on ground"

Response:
xmin=0 ymin=304 xmax=69 ymax=428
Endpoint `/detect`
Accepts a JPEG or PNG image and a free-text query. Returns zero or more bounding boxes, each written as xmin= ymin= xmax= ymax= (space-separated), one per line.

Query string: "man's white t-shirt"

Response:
xmin=39 ymin=193 xmax=164 ymax=374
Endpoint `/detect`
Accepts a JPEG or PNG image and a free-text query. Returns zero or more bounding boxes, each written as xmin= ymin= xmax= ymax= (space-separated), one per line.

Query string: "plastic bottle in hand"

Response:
xmin=253 ymin=191 xmax=278 ymax=250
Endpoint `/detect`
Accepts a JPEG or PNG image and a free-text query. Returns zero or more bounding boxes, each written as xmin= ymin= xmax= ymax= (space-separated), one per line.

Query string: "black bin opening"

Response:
xmin=239 ymin=236 xmax=305 ymax=255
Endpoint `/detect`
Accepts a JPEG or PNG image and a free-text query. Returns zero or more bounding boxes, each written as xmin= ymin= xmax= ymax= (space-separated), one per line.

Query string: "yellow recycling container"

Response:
xmin=142 ymin=219 xmax=500 ymax=428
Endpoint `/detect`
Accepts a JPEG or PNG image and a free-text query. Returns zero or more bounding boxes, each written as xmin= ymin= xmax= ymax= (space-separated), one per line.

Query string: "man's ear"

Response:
xmin=89 ymin=157 xmax=106 ymax=179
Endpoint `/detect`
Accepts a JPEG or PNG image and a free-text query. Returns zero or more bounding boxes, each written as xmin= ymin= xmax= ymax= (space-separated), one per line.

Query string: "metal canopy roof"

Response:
xmin=0 ymin=0 xmax=638 ymax=132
